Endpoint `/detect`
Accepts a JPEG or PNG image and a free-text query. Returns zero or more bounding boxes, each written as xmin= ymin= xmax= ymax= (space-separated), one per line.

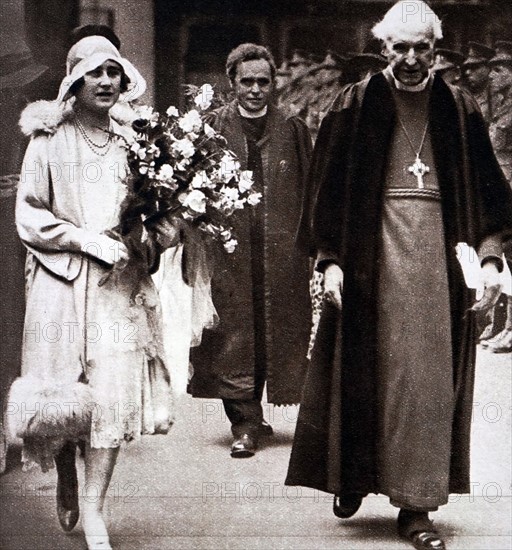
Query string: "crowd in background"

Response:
xmin=276 ymin=40 xmax=510 ymax=144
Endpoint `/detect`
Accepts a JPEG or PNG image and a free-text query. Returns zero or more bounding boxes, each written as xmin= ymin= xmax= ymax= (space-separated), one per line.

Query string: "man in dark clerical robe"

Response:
xmin=190 ymin=44 xmax=312 ymax=458
xmin=286 ymin=2 xmax=512 ymax=550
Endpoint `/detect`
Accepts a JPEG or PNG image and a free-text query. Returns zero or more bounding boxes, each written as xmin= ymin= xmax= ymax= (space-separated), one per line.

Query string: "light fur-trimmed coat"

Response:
xmin=7 ymin=101 xmax=172 ymax=471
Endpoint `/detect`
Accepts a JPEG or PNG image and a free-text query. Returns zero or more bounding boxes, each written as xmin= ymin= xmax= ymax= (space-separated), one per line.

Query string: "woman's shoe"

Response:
xmin=56 ymin=501 xmax=80 ymax=533
xmin=85 ymin=535 xmax=112 ymax=550
xmin=332 ymin=494 xmax=363 ymax=518
xmin=83 ymin=511 xmax=112 ymax=549
xmin=55 ymin=442 xmax=79 ymax=532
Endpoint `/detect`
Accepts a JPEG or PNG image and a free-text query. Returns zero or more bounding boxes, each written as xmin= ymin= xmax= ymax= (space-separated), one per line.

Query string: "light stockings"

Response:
xmin=82 ymin=446 xmax=119 ymax=550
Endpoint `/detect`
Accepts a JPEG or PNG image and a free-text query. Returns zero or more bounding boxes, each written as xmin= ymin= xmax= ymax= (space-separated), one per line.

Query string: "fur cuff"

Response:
xmin=5 ymin=376 xmax=93 ymax=443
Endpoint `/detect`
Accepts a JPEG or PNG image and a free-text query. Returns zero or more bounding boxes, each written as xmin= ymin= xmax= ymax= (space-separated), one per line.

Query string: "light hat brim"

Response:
xmin=489 ymin=54 xmax=512 ymax=66
xmin=462 ymin=57 xmax=489 ymax=68
xmin=57 ymin=51 xmax=146 ymax=103
xmin=433 ymin=61 xmax=457 ymax=72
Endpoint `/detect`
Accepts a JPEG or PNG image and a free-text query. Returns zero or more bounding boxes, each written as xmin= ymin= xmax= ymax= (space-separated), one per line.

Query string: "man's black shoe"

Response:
xmin=332 ymin=494 xmax=363 ymax=518
xmin=259 ymin=420 xmax=274 ymax=437
xmin=230 ymin=434 xmax=257 ymax=458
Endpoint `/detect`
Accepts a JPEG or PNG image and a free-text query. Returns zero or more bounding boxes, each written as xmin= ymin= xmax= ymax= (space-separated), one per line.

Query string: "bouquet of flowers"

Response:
xmin=115 ymin=84 xmax=262 ymax=255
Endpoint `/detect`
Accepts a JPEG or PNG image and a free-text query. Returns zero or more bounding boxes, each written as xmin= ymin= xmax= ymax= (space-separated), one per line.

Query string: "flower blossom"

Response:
xmin=238 ymin=170 xmax=254 ymax=193
xmin=166 ymin=106 xmax=179 ymax=117
xmin=220 ymin=228 xmax=232 ymax=241
xmin=204 ymin=123 xmax=216 ymax=138
xmin=191 ymin=171 xmax=210 ymax=189
xmin=223 ymin=238 xmax=238 ymax=253
xmin=181 ymin=189 xmax=207 ymax=215
xmin=175 ymin=159 xmax=190 ymax=171
xmin=220 ymin=186 xmax=239 ymax=202
xmin=179 ymin=110 xmax=203 ymax=133
xmin=194 ymin=84 xmax=214 ymax=110
xmin=247 ymin=192 xmax=262 ymax=206
xmin=156 ymin=164 xmax=174 ymax=181
xmin=135 ymin=105 xmax=159 ymax=126
xmin=135 ymin=105 xmax=154 ymax=120
xmin=220 ymin=152 xmax=240 ymax=182
xmin=172 ymin=138 xmax=195 ymax=159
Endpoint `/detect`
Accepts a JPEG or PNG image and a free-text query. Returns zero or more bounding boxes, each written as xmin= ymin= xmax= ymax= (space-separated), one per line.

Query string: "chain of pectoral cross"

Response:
xmin=397 ymin=116 xmax=430 ymax=189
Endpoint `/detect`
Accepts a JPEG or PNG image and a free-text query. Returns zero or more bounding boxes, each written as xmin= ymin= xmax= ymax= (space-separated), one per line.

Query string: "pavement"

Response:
xmin=0 ymin=347 xmax=510 ymax=550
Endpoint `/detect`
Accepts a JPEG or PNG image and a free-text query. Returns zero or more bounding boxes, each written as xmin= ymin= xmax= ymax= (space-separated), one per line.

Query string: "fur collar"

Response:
xmin=19 ymin=100 xmax=139 ymax=137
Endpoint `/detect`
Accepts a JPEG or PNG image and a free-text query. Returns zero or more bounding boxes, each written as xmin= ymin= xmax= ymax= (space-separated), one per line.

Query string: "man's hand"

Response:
xmin=476 ymin=261 xmax=500 ymax=301
xmin=151 ymin=218 xmax=181 ymax=250
xmin=323 ymin=263 xmax=343 ymax=310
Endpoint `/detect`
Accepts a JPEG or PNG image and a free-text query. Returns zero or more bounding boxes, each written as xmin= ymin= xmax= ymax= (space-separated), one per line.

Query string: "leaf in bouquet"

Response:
xmin=147 ymin=122 xmax=165 ymax=141
xmin=183 ymin=84 xmax=201 ymax=99
xmin=132 ymin=118 xmax=151 ymax=133
xmin=103 ymin=227 xmax=123 ymax=242
xmin=98 ymin=267 xmax=115 ymax=287
xmin=154 ymin=136 xmax=172 ymax=160
xmin=128 ymin=173 xmax=145 ymax=194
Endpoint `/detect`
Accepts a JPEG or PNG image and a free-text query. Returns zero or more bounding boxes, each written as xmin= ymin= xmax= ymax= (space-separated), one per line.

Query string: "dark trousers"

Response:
xmin=222 ymin=351 xmax=267 ymax=439
xmin=223 ymin=398 xmax=264 ymax=438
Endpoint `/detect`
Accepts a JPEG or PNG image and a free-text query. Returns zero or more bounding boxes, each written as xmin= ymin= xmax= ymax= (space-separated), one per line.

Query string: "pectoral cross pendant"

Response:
xmin=408 ymin=156 xmax=430 ymax=189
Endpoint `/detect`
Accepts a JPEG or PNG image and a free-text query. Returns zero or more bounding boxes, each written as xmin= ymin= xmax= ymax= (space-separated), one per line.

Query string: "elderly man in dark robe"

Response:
xmin=190 ymin=43 xmax=312 ymax=458
xmin=286 ymin=2 xmax=512 ymax=549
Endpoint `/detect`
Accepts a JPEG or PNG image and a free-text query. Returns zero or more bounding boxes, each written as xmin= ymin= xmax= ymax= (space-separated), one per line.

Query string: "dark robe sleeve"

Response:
xmin=289 ymin=115 xmax=313 ymax=252
xmin=306 ymin=87 xmax=359 ymax=267
xmin=478 ymin=233 xmax=505 ymax=271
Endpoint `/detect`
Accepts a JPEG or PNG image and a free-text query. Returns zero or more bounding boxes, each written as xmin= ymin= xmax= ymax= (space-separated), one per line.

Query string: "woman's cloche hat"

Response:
xmin=57 ymin=35 xmax=146 ymax=102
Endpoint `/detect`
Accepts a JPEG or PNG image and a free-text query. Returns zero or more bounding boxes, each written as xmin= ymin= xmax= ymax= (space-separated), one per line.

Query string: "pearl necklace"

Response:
xmin=75 ymin=116 xmax=113 ymax=157
xmin=74 ymin=117 xmax=122 ymax=231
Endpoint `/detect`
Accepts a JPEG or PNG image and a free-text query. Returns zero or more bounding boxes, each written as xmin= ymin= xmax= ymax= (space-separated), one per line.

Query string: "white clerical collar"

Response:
xmin=384 ymin=66 xmax=432 ymax=92
xmin=237 ymin=104 xmax=268 ymax=118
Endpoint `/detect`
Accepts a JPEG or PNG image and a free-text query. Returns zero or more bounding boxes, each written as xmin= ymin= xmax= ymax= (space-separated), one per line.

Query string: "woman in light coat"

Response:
xmin=11 ymin=36 xmax=176 ymax=549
